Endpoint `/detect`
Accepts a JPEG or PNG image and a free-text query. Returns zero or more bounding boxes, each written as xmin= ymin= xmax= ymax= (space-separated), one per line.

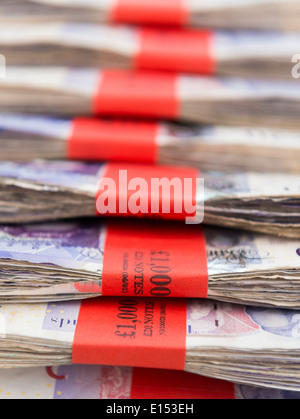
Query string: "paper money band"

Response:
xmin=67 ymin=118 xmax=159 ymax=164
xmin=102 ymin=220 xmax=208 ymax=298
xmin=95 ymin=163 xmax=199 ymax=221
xmin=136 ymin=28 xmax=215 ymax=75
xmin=72 ymin=297 xmax=187 ymax=370
xmin=131 ymin=369 xmax=235 ymax=399
xmin=111 ymin=0 xmax=188 ymax=26
xmin=92 ymin=70 xmax=179 ymax=119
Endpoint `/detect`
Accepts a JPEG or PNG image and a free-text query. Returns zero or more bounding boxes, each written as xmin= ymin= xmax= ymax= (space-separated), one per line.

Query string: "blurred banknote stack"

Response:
xmin=0 ymin=0 xmax=299 ymax=400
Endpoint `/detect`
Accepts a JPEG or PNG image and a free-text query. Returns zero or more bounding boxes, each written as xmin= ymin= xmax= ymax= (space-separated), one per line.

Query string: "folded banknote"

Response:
xmin=1 ymin=67 xmax=300 ymax=129
xmin=1 ymin=0 xmax=300 ymax=32
xmin=0 ymin=219 xmax=298 ymax=308
xmin=0 ymin=23 xmax=297 ymax=79
xmin=0 ymin=297 xmax=300 ymax=392
xmin=0 ymin=365 xmax=298 ymax=399
xmin=0 ymin=160 xmax=298 ymax=238
xmin=0 ymin=114 xmax=300 ymax=174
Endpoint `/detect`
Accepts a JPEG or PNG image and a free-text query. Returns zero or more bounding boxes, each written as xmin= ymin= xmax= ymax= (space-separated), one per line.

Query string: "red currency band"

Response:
xmin=72 ymin=297 xmax=187 ymax=371
xmin=67 ymin=118 xmax=159 ymax=164
xmin=101 ymin=220 xmax=208 ymax=298
xmin=131 ymin=369 xmax=235 ymax=399
xmin=110 ymin=0 xmax=188 ymax=26
xmin=92 ymin=70 xmax=179 ymax=119
xmin=136 ymin=28 xmax=216 ymax=75
xmin=95 ymin=163 xmax=199 ymax=221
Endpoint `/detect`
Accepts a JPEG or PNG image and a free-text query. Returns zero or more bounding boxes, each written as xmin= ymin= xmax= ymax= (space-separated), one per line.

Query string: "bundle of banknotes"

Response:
xmin=1 ymin=0 xmax=300 ymax=32
xmin=0 ymin=299 xmax=300 ymax=392
xmin=1 ymin=114 xmax=300 ymax=174
xmin=0 ymin=160 xmax=298 ymax=238
xmin=0 ymin=23 xmax=297 ymax=80
xmin=1 ymin=0 xmax=300 ymax=401
xmin=1 ymin=67 xmax=300 ymax=129
xmin=0 ymin=219 xmax=299 ymax=308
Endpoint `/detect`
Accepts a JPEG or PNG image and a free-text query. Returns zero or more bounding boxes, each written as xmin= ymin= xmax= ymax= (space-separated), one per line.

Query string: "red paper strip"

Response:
xmin=102 ymin=220 xmax=208 ymax=298
xmin=111 ymin=0 xmax=188 ymax=26
xmin=95 ymin=163 xmax=199 ymax=221
xmin=67 ymin=118 xmax=159 ymax=164
xmin=136 ymin=28 xmax=216 ymax=74
xmin=92 ymin=70 xmax=179 ymax=119
xmin=73 ymin=297 xmax=187 ymax=371
xmin=131 ymin=369 xmax=235 ymax=399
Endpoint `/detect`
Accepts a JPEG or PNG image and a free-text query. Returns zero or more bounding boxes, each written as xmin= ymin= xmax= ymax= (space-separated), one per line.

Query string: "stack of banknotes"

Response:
xmin=0 ymin=219 xmax=299 ymax=308
xmin=1 ymin=114 xmax=300 ymax=174
xmin=1 ymin=0 xmax=300 ymax=32
xmin=1 ymin=0 xmax=300 ymax=400
xmin=0 ymin=160 xmax=298 ymax=237
xmin=0 ymin=23 xmax=298 ymax=80
xmin=0 ymin=299 xmax=300 ymax=392
xmin=1 ymin=66 xmax=300 ymax=128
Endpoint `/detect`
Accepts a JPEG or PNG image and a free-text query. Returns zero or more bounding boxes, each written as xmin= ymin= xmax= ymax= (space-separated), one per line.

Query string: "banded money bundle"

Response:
xmin=1 ymin=0 xmax=299 ymax=400
xmin=1 ymin=67 xmax=300 ymax=129
xmin=0 ymin=298 xmax=300 ymax=392
xmin=1 ymin=114 xmax=300 ymax=174
xmin=1 ymin=0 xmax=300 ymax=32
xmin=0 ymin=160 xmax=298 ymax=238
xmin=0 ymin=23 xmax=297 ymax=80
xmin=0 ymin=219 xmax=299 ymax=308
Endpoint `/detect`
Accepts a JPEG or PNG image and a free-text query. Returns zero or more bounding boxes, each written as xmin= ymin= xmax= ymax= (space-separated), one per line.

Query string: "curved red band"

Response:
xmin=73 ymin=297 xmax=187 ymax=371
xmin=111 ymin=0 xmax=188 ymax=26
xmin=92 ymin=70 xmax=179 ymax=119
xmin=136 ymin=28 xmax=216 ymax=74
xmin=67 ymin=118 xmax=159 ymax=164
xmin=102 ymin=220 xmax=209 ymax=298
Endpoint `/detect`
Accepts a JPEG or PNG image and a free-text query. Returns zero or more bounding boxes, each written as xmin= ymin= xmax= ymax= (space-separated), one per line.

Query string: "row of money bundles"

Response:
xmin=0 ymin=0 xmax=299 ymax=400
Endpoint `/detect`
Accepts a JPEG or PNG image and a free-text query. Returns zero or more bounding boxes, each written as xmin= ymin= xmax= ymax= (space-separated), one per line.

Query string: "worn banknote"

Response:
xmin=0 ymin=298 xmax=300 ymax=391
